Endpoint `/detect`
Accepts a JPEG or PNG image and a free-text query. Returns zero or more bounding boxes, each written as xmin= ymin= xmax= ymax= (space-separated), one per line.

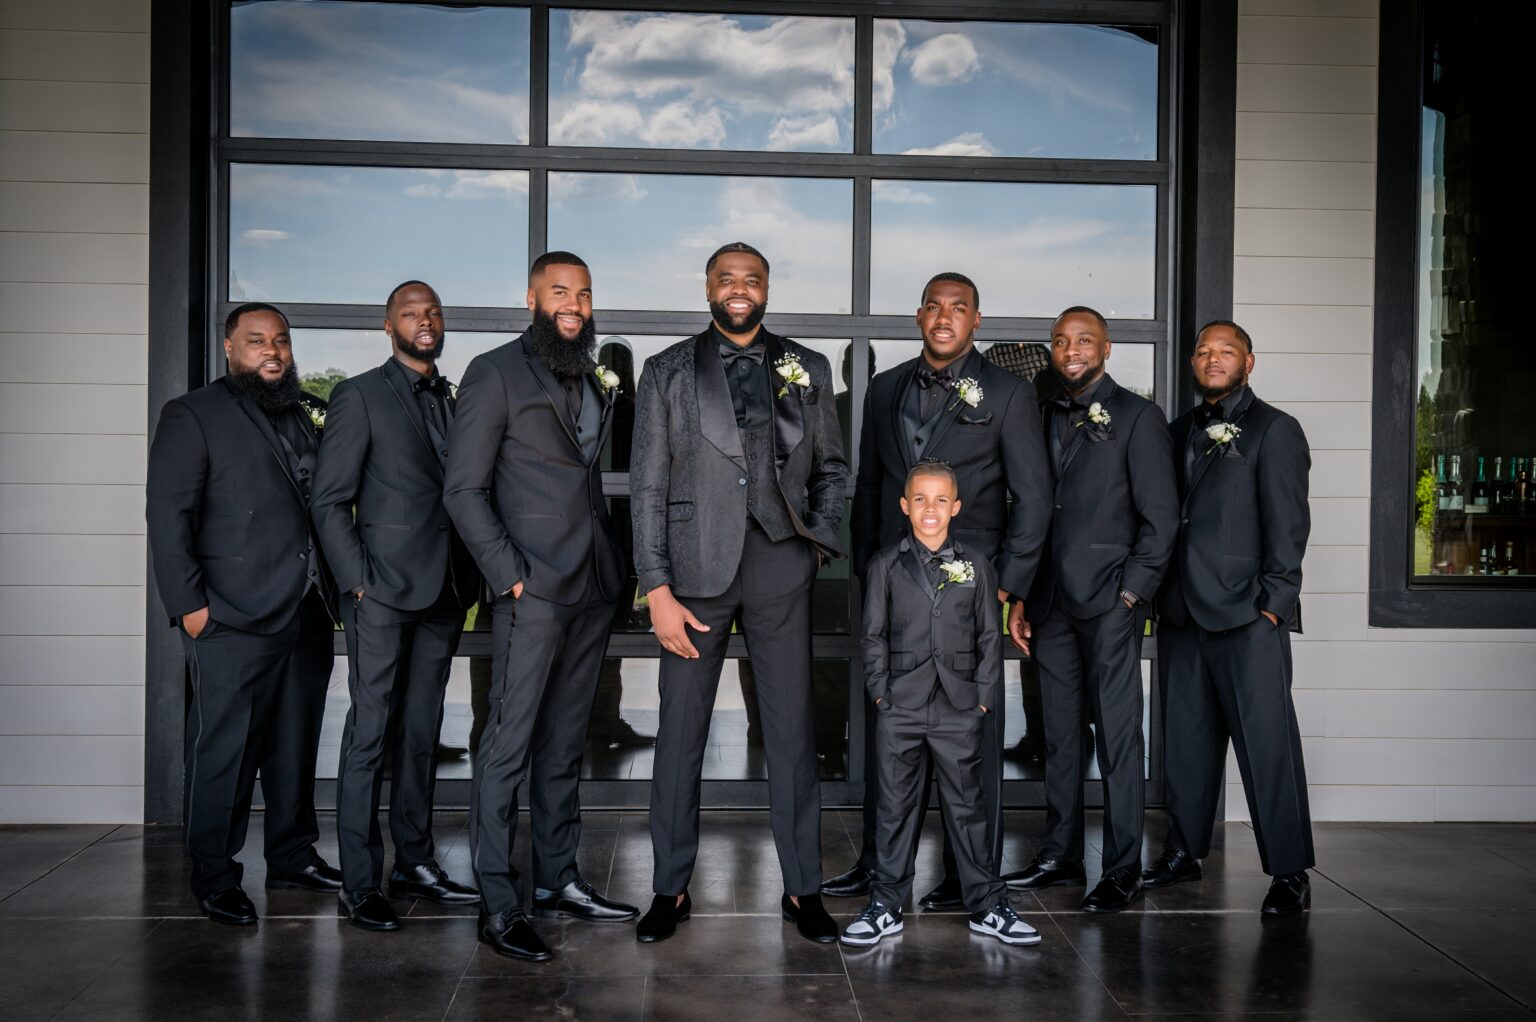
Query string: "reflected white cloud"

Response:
xmin=909 ymin=33 xmax=982 ymax=86
xmin=871 ymin=182 xmax=934 ymax=205
xmin=902 ymin=133 xmax=998 ymax=158
xmin=551 ymin=10 xmax=853 ymax=152
xmin=241 ymin=228 xmax=291 ymax=241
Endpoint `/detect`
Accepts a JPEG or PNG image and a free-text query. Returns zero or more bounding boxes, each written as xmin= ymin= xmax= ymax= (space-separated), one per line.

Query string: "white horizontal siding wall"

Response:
xmin=1232 ymin=0 xmax=1536 ymax=822
xmin=0 ymin=0 xmax=149 ymax=823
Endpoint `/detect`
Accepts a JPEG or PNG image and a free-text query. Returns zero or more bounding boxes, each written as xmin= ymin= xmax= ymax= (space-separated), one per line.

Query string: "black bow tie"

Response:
xmin=1053 ymin=395 xmax=1085 ymax=412
xmin=719 ymin=341 xmax=766 ymax=367
xmin=916 ymin=365 xmax=955 ymax=390
xmin=1195 ymin=402 xmax=1226 ymax=426
xmin=413 ymin=375 xmax=450 ymax=396
xmin=925 ymin=547 xmax=955 ymax=566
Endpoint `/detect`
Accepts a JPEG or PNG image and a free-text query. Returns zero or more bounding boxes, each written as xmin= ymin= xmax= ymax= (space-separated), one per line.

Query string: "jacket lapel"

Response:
xmin=899 ymin=539 xmax=940 ymax=605
xmin=924 ymin=349 xmax=982 ymax=459
xmin=1057 ymin=375 xmax=1116 ymax=482
xmin=522 ymin=336 xmax=583 ymax=454
xmin=694 ymin=332 xmax=746 ymax=469
xmin=891 ymin=360 xmax=920 ymax=472
xmin=595 ymin=377 xmax=616 ymax=463
xmin=1183 ymin=387 xmax=1256 ymax=509
xmin=766 ymin=333 xmax=805 ymax=467
xmin=381 ymin=358 xmax=434 ymax=457
xmin=229 ymin=386 xmax=304 ymax=503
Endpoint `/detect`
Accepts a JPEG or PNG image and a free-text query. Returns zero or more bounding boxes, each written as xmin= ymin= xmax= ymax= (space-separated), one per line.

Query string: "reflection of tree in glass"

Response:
xmin=300 ymin=367 xmax=348 ymax=402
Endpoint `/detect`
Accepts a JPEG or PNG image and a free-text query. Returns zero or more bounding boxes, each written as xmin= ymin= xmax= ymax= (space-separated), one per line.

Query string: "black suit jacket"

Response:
xmin=1157 ymin=388 xmax=1311 ymax=633
xmin=442 ymin=333 xmax=624 ymax=606
xmin=146 ymin=378 xmax=335 ymax=635
xmin=311 ymin=359 xmax=479 ymax=613
xmin=862 ymin=537 xmax=1003 ymax=712
xmin=852 ymin=350 xmax=1051 ymax=599
xmin=631 ymin=329 xmax=848 ymax=599
xmin=1025 ymin=375 xmax=1179 ymax=622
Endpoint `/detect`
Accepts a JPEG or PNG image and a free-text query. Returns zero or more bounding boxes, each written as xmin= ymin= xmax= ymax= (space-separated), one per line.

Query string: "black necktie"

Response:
xmin=916 ymin=365 xmax=955 ymax=390
xmin=719 ymin=341 xmax=765 ymax=368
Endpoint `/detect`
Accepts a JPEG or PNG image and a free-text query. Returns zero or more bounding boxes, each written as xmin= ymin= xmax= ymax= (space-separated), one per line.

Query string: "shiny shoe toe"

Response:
xmin=1142 ymin=848 xmax=1203 ymax=890
xmin=339 ymin=888 xmax=400 ymax=931
xmin=533 ymin=878 xmax=638 ymax=922
xmin=266 ymin=860 xmax=343 ymax=892
xmin=782 ymin=892 xmax=838 ymax=944
xmin=1262 ymin=872 xmax=1311 ymax=915
xmin=1003 ymin=857 xmax=1086 ymax=891
xmin=1082 ymin=867 xmax=1144 ymax=913
xmin=636 ymin=892 xmax=691 ymax=944
xmin=478 ymin=910 xmax=552 ymax=961
xmin=388 ymin=863 xmax=480 ymax=904
xmin=819 ymin=864 xmax=873 ymax=899
xmin=200 ymin=886 xmax=257 ymax=926
xmin=918 ymin=877 xmax=965 ymax=910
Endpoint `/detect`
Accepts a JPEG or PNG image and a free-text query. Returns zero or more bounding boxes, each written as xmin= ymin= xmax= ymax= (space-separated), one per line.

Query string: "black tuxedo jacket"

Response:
xmin=442 ymin=332 xmax=624 ymax=606
xmin=1157 ymin=388 xmax=1311 ymax=633
xmin=311 ymin=358 xmax=479 ymax=613
xmin=1025 ymin=374 xmax=1179 ymax=622
xmin=631 ymin=329 xmax=848 ymax=599
xmin=862 ymin=537 xmax=1002 ymax=712
xmin=852 ymin=349 xmax=1051 ymax=599
xmin=147 ymin=378 xmax=335 ymax=634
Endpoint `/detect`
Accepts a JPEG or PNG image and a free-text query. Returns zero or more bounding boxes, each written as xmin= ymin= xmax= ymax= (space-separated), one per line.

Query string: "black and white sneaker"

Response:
xmin=841 ymin=901 xmax=904 ymax=946
xmin=969 ymin=900 xmax=1041 ymax=946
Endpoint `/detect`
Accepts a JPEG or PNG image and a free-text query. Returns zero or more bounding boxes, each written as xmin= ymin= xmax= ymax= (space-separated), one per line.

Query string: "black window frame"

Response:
xmin=147 ymin=0 xmax=1239 ymax=822
xmin=1368 ymin=0 xmax=1536 ymax=627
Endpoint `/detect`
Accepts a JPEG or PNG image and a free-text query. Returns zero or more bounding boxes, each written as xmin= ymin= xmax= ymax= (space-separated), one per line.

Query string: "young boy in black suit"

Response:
xmin=841 ymin=461 xmax=1039 ymax=947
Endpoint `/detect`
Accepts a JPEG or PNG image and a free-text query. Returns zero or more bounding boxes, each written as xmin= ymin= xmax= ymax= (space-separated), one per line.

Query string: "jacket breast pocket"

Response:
xmin=667 ymin=502 xmax=694 ymax=522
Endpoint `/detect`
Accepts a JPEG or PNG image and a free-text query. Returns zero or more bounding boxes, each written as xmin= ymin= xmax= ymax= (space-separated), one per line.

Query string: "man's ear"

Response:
xmin=952 ymin=499 xmax=962 ymax=518
xmin=899 ymin=496 xmax=910 ymax=517
xmin=525 ymin=286 xmax=537 ymax=312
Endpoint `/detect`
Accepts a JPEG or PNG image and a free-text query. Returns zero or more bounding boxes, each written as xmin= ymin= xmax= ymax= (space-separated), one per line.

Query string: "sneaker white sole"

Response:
xmin=840 ymin=919 xmax=903 ymax=946
xmin=969 ymin=920 xmax=1041 ymax=946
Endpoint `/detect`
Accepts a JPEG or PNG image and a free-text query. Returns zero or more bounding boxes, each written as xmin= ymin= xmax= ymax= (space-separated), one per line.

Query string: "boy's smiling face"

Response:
xmin=901 ymin=469 xmax=961 ymax=549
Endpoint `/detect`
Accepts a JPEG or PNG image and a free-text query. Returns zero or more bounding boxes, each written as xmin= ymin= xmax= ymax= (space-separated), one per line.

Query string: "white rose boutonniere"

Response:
xmin=448 ymin=382 xmax=459 ymax=401
xmin=1075 ymin=401 xmax=1112 ymax=429
xmin=1205 ymin=422 xmax=1241 ymax=446
xmin=307 ymin=405 xmax=326 ymax=431
xmin=937 ymin=559 xmax=976 ymax=590
xmin=594 ymin=364 xmax=621 ymax=394
xmin=775 ymin=354 xmax=810 ymax=399
xmin=953 ymin=378 xmax=983 ymax=409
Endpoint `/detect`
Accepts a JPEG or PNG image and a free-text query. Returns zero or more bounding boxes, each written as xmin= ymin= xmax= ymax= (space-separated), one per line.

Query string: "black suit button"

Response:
xmin=298 ymin=552 xmax=307 ymax=560
xmin=933 ymin=648 xmax=942 ymax=657
xmin=932 ymin=608 xmax=941 ymax=617
xmin=739 ymin=478 xmax=747 ymax=486
xmin=1055 ymin=504 xmax=1063 ymax=511
xmin=1181 ymin=517 xmax=1189 ymax=524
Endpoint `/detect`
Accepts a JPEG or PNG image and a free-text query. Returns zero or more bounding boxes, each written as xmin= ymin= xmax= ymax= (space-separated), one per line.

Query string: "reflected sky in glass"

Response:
xmin=874 ymin=20 xmax=1157 ymax=160
xmin=872 ymin=340 xmax=1155 ymax=401
xmin=549 ymin=10 xmax=853 ymax=152
xmin=548 ymin=173 xmax=852 ymax=313
xmin=229 ymin=164 xmax=529 ymax=306
xmin=870 ymin=181 xmax=1155 ymax=318
xmin=230 ymin=2 xmax=530 ymax=143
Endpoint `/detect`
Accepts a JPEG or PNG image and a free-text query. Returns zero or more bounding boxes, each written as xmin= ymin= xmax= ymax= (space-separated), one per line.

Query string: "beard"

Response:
xmin=229 ymin=361 xmax=303 ymax=413
xmin=1195 ymin=367 xmax=1247 ymax=400
xmin=709 ymin=297 xmax=766 ymax=336
xmin=529 ymin=307 xmax=598 ymax=379
xmin=1055 ymin=363 xmax=1104 ymax=396
xmin=393 ymin=328 xmax=444 ymax=364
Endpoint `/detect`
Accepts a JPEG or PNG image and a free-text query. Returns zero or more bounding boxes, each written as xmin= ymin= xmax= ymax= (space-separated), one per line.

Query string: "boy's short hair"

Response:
xmin=905 ymin=458 xmax=957 ymax=490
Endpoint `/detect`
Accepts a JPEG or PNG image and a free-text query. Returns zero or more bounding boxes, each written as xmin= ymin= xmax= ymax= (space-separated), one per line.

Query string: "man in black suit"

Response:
xmin=631 ymin=242 xmax=847 ymax=945
xmin=312 ymin=281 xmax=482 ymax=931
xmin=822 ymin=272 xmax=1051 ymax=910
xmin=1007 ymin=307 xmax=1178 ymax=912
xmin=444 ymin=252 xmax=639 ymax=961
xmin=147 ymin=302 xmax=341 ymax=925
xmin=1144 ymin=320 xmax=1315 ymax=915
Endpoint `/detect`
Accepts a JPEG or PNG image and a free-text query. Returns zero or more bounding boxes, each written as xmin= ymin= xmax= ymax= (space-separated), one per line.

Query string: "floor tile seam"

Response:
xmin=1487 ymin=849 xmax=1536 ymax=875
xmin=41 ymin=913 xmax=168 ymax=1022
xmin=0 ymin=824 xmax=123 ymax=907
xmin=1366 ymin=901 xmax=1534 ymax=1014
xmin=1037 ymin=908 xmax=1135 ymax=1020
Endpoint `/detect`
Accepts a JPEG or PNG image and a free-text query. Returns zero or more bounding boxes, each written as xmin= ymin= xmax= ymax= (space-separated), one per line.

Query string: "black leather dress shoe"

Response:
xmin=782 ymin=893 xmax=838 ymax=944
xmin=200 ymin=886 xmax=257 ymax=925
xmin=819 ymin=863 xmax=873 ymax=898
xmin=1083 ymin=867 xmax=1144 ymax=913
xmin=1142 ymin=848 xmax=1203 ymax=889
xmin=918 ymin=876 xmax=965 ymax=910
xmin=533 ymin=878 xmax=638 ymax=922
xmin=388 ymin=863 xmax=480 ymax=904
xmin=339 ymin=888 xmax=401 ymax=931
xmin=1261 ymin=872 xmax=1311 ymax=915
xmin=434 ymin=742 xmax=469 ymax=762
xmin=266 ymin=860 xmax=343 ymax=892
xmin=1002 ymin=736 xmax=1044 ymax=765
xmin=590 ymin=719 xmax=656 ymax=749
xmin=1003 ymin=856 xmax=1087 ymax=891
xmin=478 ymin=910 xmax=553 ymax=961
xmin=636 ymin=892 xmax=691 ymax=944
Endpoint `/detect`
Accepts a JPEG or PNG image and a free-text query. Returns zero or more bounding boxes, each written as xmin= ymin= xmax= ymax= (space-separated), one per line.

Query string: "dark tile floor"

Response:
xmin=2 ymin=811 xmax=1533 ymax=1020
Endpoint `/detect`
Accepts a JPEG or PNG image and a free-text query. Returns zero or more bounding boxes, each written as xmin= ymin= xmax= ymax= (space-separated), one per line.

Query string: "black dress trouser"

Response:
xmin=470 ymin=575 xmax=614 ymax=914
xmin=650 ymin=525 xmax=823 ymax=898
xmin=1032 ymin=600 xmax=1147 ymax=876
xmin=1159 ymin=616 xmax=1315 ymax=877
xmin=181 ymin=590 xmax=333 ymax=899
xmin=336 ymin=585 xmax=464 ymax=893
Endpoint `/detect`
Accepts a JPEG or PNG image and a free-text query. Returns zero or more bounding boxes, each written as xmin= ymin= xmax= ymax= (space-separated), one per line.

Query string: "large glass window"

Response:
xmin=1412 ymin=2 xmax=1536 ymax=582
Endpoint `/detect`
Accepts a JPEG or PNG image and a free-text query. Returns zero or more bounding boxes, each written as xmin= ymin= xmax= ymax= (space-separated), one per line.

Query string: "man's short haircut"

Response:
xmin=906 ymin=458 xmax=957 ymax=491
xmin=385 ymin=279 xmax=437 ymax=313
xmin=1197 ymin=318 xmax=1254 ymax=352
xmin=1054 ymin=305 xmax=1108 ymax=332
xmin=705 ymin=241 xmax=770 ymax=276
xmin=224 ymin=301 xmax=289 ymax=338
xmin=922 ymin=271 xmax=980 ymax=309
xmin=529 ymin=250 xmax=589 ymax=283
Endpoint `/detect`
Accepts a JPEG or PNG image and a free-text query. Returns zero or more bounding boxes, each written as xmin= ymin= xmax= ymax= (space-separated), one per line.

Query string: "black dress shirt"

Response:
xmin=1187 ymin=384 xmax=1248 ymax=477
xmin=919 ymin=540 xmax=957 ymax=589
xmin=915 ymin=361 xmax=957 ymax=422
xmin=396 ymin=359 xmax=455 ymax=464
xmin=1050 ymin=374 xmax=1107 ymax=465
xmin=715 ymin=325 xmax=770 ymax=428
